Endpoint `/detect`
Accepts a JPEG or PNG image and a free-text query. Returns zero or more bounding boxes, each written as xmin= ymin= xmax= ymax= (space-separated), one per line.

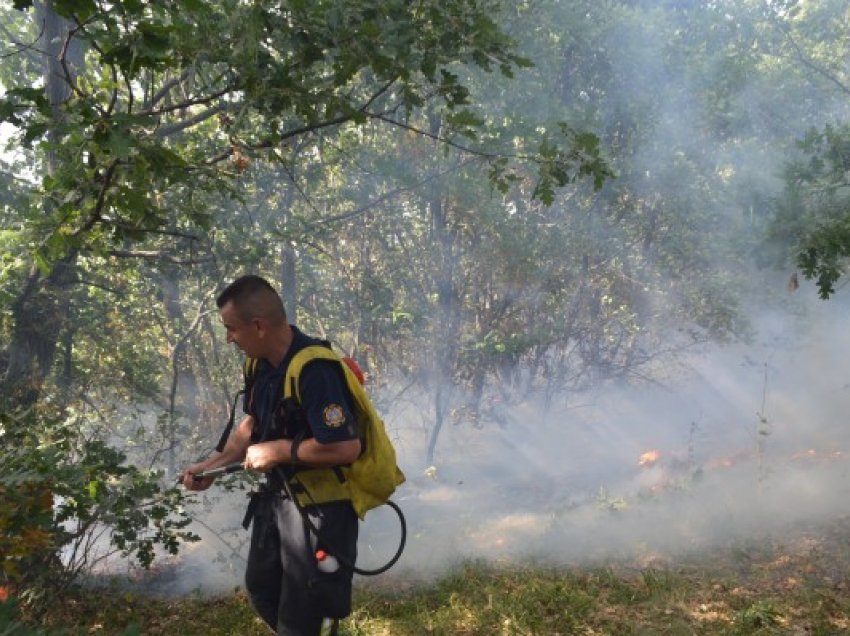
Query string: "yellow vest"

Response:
xmin=259 ymin=345 xmax=405 ymax=519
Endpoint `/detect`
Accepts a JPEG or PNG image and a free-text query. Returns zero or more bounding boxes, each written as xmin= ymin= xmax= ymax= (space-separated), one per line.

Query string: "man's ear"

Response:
xmin=252 ymin=318 xmax=265 ymax=336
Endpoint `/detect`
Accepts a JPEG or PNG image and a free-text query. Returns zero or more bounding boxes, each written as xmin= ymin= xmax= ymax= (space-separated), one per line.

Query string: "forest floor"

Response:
xmin=16 ymin=513 xmax=850 ymax=635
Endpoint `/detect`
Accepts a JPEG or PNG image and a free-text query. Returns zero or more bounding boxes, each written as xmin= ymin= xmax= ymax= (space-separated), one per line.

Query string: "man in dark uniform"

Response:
xmin=181 ymin=275 xmax=361 ymax=635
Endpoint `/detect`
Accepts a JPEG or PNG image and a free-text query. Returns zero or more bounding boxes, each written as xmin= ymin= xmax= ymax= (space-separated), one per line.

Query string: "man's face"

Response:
xmin=219 ymin=300 xmax=262 ymax=357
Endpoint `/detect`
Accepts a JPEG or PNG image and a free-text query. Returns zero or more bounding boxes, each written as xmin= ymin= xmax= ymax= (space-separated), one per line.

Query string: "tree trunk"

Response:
xmin=424 ymin=112 xmax=461 ymax=466
xmin=3 ymin=265 xmax=73 ymax=407
xmin=1 ymin=3 xmax=84 ymax=408
xmin=278 ymin=152 xmax=300 ymax=322
xmin=280 ymin=241 xmax=298 ymax=322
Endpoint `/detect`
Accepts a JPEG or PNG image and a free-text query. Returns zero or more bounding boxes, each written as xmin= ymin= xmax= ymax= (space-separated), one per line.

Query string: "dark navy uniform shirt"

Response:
xmin=243 ymin=326 xmax=358 ymax=446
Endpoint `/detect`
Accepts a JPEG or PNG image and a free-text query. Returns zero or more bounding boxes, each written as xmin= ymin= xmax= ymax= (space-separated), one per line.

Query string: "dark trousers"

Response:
xmin=245 ymin=495 xmax=358 ymax=636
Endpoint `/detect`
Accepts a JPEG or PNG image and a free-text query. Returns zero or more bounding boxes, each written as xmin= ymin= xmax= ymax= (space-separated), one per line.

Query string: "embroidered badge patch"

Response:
xmin=323 ymin=404 xmax=346 ymax=428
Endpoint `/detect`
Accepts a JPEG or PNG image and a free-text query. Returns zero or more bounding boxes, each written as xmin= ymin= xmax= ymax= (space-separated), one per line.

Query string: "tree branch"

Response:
xmin=0 ymin=17 xmax=44 ymax=65
xmin=203 ymin=79 xmax=399 ymax=165
xmin=778 ymin=19 xmax=850 ymax=96
xmin=59 ymin=21 xmax=94 ymax=110
xmin=140 ymin=87 xmax=234 ymax=117
xmin=306 ymin=156 xmax=480 ymax=227
xmin=368 ymin=112 xmax=504 ymax=159
xmin=154 ymin=101 xmax=233 ymax=137
xmin=94 ymin=249 xmax=214 ymax=265
xmin=146 ymin=66 xmax=196 ymax=109
xmin=167 ymin=290 xmax=217 ymax=437
xmin=73 ymin=159 xmax=119 ymax=238
xmin=274 ymin=78 xmax=397 ymax=143
xmin=106 ymin=61 xmax=119 ymax=116
xmin=99 ymin=221 xmax=201 ymax=241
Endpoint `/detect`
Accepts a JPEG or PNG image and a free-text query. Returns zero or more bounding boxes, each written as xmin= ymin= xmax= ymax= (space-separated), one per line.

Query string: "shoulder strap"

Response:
xmin=283 ymin=345 xmax=344 ymax=403
xmin=214 ymin=357 xmax=258 ymax=453
xmin=243 ymin=357 xmax=259 ymax=386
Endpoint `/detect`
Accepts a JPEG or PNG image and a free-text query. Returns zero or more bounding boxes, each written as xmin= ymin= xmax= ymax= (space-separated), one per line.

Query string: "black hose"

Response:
xmin=181 ymin=463 xmax=407 ymax=575
xmin=277 ymin=469 xmax=406 ymax=576
xmin=346 ymin=500 xmax=406 ymax=576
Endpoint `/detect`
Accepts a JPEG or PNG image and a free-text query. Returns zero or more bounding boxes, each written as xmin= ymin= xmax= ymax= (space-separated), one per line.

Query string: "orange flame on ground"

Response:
xmin=790 ymin=448 xmax=844 ymax=462
xmin=638 ymin=450 xmax=661 ymax=467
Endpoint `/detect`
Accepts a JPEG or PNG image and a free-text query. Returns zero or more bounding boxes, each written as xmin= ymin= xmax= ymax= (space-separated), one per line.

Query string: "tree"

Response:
xmin=0 ymin=0 xmax=612 ymax=599
xmin=748 ymin=0 xmax=850 ymax=297
xmin=0 ymin=0 xmax=605 ymax=406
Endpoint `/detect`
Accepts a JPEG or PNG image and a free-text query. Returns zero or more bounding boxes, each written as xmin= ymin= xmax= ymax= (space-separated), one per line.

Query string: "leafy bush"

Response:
xmin=0 ymin=405 xmax=199 ymax=609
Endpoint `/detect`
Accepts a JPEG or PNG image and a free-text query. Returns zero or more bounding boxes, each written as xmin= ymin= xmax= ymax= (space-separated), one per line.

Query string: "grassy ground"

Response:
xmin=12 ymin=515 xmax=850 ymax=635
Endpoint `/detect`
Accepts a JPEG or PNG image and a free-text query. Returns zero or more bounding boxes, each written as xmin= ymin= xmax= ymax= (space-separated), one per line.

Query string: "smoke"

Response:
xmin=119 ymin=280 xmax=850 ymax=597
xmin=387 ymin=281 xmax=850 ymax=579
xmin=116 ymin=2 xmax=850 ymax=596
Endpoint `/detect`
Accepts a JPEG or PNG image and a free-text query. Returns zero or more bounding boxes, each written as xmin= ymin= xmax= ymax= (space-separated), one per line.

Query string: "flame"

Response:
xmin=638 ymin=450 xmax=661 ymax=467
xmin=790 ymin=448 xmax=845 ymax=462
xmin=790 ymin=449 xmax=818 ymax=461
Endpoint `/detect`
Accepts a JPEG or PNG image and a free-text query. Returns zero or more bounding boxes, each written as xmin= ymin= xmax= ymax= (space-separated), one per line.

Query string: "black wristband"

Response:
xmin=290 ymin=436 xmax=302 ymax=464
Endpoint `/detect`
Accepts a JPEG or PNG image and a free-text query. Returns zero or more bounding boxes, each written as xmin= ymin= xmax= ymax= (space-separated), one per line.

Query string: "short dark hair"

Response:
xmin=217 ymin=275 xmax=287 ymax=324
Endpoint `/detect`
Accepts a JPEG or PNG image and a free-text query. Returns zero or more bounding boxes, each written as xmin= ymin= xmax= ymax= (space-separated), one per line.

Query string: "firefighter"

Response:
xmin=181 ymin=275 xmax=360 ymax=636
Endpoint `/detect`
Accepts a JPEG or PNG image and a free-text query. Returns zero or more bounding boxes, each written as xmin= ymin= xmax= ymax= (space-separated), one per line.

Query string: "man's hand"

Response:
xmin=180 ymin=461 xmax=215 ymax=491
xmin=244 ymin=441 xmax=285 ymax=473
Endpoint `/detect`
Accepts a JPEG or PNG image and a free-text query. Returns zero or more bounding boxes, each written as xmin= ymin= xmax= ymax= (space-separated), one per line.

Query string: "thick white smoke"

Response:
xmin=121 ymin=278 xmax=850 ymax=596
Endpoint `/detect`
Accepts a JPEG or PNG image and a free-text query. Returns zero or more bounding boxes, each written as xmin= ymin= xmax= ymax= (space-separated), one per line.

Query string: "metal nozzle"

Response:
xmin=193 ymin=463 xmax=245 ymax=480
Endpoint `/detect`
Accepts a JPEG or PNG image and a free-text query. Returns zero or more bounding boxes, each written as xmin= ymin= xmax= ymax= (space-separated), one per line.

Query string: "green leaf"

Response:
xmin=360 ymin=20 xmax=381 ymax=38
xmin=32 ymin=249 xmax=50 ymax=275
xmin=0 ymin=100 xmax=22 ymax=126
xmin=120 ymin=0 xmax=144 ymax=15
xmin=445 ymin=109 xmax=485 ymax=130
xmin=179 ymin=0 xmax=204 ymax=11
xmin=54 ymin=0 xmax=97 ymax=20
xmin=105 ymin=129 xmax=134 ymax=160
xmin=21 ymin=122 xmax=48 ymax=147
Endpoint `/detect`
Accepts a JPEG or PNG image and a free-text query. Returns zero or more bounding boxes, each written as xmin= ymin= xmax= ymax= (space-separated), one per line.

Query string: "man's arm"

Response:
xmin=242 ymin=358 xmax=362 ymax=473
xmin=180 ymin=414 xmax=254 ymax=490
xmin=244 ymin=437 xmax=361 ymax=472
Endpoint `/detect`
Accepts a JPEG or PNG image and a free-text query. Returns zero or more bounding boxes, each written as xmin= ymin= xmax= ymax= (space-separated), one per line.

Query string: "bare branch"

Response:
xmin=0 ymin=16 xmax=44 ymax=64
xmin=58 ymin=20 xmax=98 ymax=114
xmin=307 ymin=156 xmax=481 ymax=227
xmin=146 ymin=66 xmax=196 ymax=109
xmin=368 ymin=112 xmax=504 ymax=159
xmin=95 ymin=249 xmax=215 ymax=265
xmin=166 ymin=289 xmax=217 ymax=438
xmin=777 ymin=19 xmax=850 ymax=96
xmin=139 ymin=87 xmax=234 ymax=117
xmin=74 ymin=277 xmax=125 ymax=296
xmin=273 ymin=78 xmax=397 ymax=143
xmin=100 ymin=222 xmax=202 ymax=241
xmin=70 ymin=159 xmax=119 ymax=239
xmin=154 ymin=101 xmax=233 ymax=137
xmin=203 ymin=79 xmax=399 ymax=165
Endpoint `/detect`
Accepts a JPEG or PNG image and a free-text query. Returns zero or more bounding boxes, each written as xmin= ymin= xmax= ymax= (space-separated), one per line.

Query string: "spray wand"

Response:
xmin=177 ymin=462 xmax=245 ymax=483
xmin=192 ymin=462 xmax=245 ymax=480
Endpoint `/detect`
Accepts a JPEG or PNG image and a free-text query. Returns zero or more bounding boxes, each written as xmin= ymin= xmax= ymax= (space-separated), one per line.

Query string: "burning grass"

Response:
xmin=7 ymin=514 xmax=849 ymax=634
